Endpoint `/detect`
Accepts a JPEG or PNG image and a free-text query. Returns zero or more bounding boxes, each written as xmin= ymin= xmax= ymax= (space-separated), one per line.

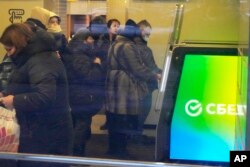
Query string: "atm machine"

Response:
xmin=154 ymin=3 xmax=248 ymax=167
xmin=155 ymin=45 xmax=248 ymax=165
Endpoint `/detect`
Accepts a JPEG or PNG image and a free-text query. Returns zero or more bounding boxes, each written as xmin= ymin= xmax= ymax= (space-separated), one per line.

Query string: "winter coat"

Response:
xmin=51 ymin=32 xmax=68 ymax=56
xmin=0 ymin=55 xmax=13 ymax=91
xmin=134 ymin=37 xmax=162 ymax=91
xmin=63 ymin=32 xmax=106 ymax=116
xmin=106 ymin=35 xmax=158 ymax=115
xmin=4 ymin=29 xmax=73 ymax=155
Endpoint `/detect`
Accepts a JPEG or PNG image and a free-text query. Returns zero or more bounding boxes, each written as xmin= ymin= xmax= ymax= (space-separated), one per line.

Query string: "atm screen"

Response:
xmin=169 ymin=48 xmax=247 ymax=163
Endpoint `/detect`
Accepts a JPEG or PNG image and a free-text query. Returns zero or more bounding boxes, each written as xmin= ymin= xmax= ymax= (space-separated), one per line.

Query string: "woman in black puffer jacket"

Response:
xmin=0 ymin=23 xmax=73 ymax=167
xmin=63 ymin=28 xmax=105 ymax=157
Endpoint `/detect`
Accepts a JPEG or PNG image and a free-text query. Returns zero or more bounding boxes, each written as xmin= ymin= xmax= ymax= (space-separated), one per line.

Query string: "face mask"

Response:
xmin=47 ymin=24 xmax=62 ymax=33
xmin=142 ymin=26 xmax=151 ymax=42
xmin=142 ymin=35 xmax=149 ymax=42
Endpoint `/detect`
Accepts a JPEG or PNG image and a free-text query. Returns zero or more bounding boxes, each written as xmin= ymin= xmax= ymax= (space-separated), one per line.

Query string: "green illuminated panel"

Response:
xmin=170 ymin=55 xmax=246 ymax=162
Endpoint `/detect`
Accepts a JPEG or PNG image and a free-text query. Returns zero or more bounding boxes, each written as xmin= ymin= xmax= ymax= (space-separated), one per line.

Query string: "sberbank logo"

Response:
xmin=185 ymin=99 xmax=245 ymax=117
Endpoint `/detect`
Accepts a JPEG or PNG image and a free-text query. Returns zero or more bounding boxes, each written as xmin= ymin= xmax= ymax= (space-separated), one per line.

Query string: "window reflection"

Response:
xmin=0 ymin=0 xmax=249 ymax=167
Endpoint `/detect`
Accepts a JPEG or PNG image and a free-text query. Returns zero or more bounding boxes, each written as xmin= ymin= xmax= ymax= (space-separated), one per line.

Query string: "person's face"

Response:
xmin=109 ymin=21 xmax=120 ymax=35
xmin=3 ymin=45 xmax=16 ymax=56
xmin=49 ymin=17 xmax=59 ymax=26
xmin=84 ymin=36 xmax=94 ymax=44
xmin=141 ymin=26 xmax=151 ymax=42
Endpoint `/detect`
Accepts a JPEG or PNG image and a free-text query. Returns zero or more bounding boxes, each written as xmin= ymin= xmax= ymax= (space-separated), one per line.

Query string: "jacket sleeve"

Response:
xmin=142 ymin=47 xmax=162 ymax=73
xmin=120 ymin=43 xmax=157 ymax=81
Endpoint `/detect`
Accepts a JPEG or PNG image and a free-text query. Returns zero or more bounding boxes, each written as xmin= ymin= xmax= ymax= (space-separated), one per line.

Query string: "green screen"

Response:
xmin=170 ymin=55 xmax=247 ymax=162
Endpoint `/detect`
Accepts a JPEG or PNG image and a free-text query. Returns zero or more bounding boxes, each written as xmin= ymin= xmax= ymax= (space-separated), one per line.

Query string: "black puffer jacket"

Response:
xmin=50 ymin=32 xmax=68 ymax=56
xmin=5 ymin=29 xmax=73 ymax=155
xmin=134 ymin=37 xmax=162 ymax=91
xmin=63 ymin=30 xmax=105 ymax=116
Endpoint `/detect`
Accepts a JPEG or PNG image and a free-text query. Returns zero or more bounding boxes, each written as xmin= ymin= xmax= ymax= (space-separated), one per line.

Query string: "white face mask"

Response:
xmin=142 ymin=36 xmax=149 ymax=42
xmin=142 ymin=26 xmax=151 ymax=42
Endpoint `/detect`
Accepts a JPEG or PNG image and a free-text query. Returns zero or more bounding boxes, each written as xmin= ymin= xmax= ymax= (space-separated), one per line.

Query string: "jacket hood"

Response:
xmin=67 ymin=28 xmax=94 ymax=57
xmin=31 ymin=6 xmax=62 ymax=32
xmin=70 ymin=28 xmax=91 ymax=43
xmin=11 ymin=29 xmax=56 ymax=67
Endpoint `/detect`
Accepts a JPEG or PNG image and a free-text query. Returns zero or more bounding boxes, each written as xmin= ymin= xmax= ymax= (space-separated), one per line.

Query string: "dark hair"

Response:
xmin=107 ymin=19 xmax=120 ymax=28
xmin=89 ymin=16 xmax=107 ymax=40
xmin=89 ymin=16 xmax=106 ymax=27
xmin=72 ymin=28 xmax=92 ymax=41
xmin=49 ymin=16 xmax=61 ymax=24
xmin=137 ymin=19 xmax=152 ymax=29
xmin=120 ymin=19 xmax=140 ymax=40
xmin=0 ymin=23 xmax=34 ymax=54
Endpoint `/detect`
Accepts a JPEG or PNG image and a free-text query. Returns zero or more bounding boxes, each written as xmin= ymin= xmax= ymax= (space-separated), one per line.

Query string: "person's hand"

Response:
xmin=156 ymin=73 xmax=162 ymax=80
xmin=93 ymin=57 xmax=101 ymax=65
xmin=56 ymin=51 xmax=61 ymax=59
xmin=0 ymin=92 xmax=4 ymax=98
xmin=0 ymin=95 xmax=14 ymax=110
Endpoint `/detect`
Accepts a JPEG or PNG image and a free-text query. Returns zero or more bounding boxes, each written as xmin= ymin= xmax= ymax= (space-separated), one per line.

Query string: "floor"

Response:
xmin=68 ymin=115 xmax=223 ymax=167
xmin=85 ymin=114 xmax=156 ymax=162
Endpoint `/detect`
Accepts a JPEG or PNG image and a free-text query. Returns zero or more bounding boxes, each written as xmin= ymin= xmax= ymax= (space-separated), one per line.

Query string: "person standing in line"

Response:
xmin=88 ymin=16 xmax=113 ymax=130
xmin=47 ymin=14 xmax=68 ymax=59
xmin=105 ymin=19 xmax=161 ymax=158
xmin=0 ymin=23 xmax=73 ymax=167
xmin=0 ymin=11 xmax=50 ymax=99
xmin=88 ymin=16 xmax=108 ymax=63
xmin=107 ymin=18 xmax=120 ymax=44
xmin=63 ymin=28 xmax=105 ymax=157
xmin=134 ymin=19 xmax=162 ymax=129
xmin=29 ymin=6 xmax=68 ymax=59
xmin=100 ymin=18 xmax=120 ymax=130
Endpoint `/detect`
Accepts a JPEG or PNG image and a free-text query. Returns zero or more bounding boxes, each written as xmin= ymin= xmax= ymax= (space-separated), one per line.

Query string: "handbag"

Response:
xmin=0 ymin=106 xmax=20 ymax=152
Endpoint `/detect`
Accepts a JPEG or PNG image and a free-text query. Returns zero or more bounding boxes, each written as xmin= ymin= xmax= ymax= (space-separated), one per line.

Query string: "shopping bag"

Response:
xmin=0 ymin=106 xmax=20 ymax=152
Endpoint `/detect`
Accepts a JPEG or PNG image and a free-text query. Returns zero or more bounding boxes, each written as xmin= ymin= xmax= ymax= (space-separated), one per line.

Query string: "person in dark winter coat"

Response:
xmin=134 ymin=19 xmax=162 ymax=127
xmin=105 ymin=19 xmax=161 ymax=158
xmin=0 ymin=23 xmax=73 ymax=167
xmin=88 ymin=16 xmax=121 ymax=131
xmin=88 ymin=16 xmax=108 ymax=57
xmin=99 ymin=18 xmax=120 ymax=130
xmin=88 ymin=16 xmax=109 ymax=74
xmin=0 ymin=55 xmax=14 ymax=92
xmin=63 ymin=28 xmax=105 ymax=157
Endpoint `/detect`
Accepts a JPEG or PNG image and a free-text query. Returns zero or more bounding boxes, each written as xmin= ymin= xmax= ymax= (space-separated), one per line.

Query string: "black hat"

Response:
xmin=26 ymin=18 xmax=47 ymax=30
xmin=89 ymin=16 xmax=107 ymax=40
xmin=120 ymin=19 xmax=140 ymax=39
xmin=72 ymin=28 xmax=92 ymax=41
